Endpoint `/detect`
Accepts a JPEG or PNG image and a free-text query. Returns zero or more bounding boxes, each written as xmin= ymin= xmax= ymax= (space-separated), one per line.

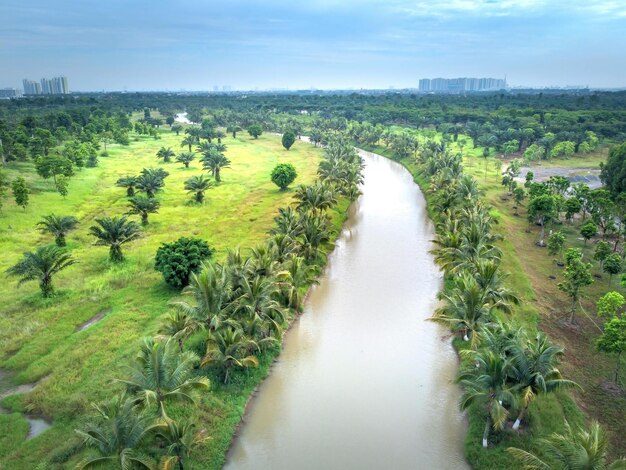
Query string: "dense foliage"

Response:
xmin=154 ymin=237 xmax=214 ymax=288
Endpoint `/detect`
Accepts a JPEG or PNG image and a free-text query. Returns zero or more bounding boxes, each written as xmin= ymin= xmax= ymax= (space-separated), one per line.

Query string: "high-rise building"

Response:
xmin=418 ymin=77 xmax=506 ymax=93
xmin=22 ymin=79 xmax=42 ymax=95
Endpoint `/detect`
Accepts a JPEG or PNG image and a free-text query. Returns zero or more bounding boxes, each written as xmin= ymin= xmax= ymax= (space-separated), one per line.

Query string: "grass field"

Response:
xmin=364 ymin=138 xmax=625 ymax=467
xmin=0 ymin=129 xmax=344 ymax=468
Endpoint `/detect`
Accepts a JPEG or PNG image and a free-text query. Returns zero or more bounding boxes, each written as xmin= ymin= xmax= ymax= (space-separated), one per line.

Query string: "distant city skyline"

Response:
xmin=2 ymin=1 xmax=626 ymax=91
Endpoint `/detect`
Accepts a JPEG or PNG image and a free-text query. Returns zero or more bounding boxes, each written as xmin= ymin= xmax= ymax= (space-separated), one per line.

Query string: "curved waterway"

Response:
xmin=224 ymin=150 xmax=468 ymax=470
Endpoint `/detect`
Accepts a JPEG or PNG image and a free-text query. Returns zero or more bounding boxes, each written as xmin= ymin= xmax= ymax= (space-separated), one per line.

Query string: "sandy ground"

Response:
xmin=516 ymin=167 xmax=602 ymax=189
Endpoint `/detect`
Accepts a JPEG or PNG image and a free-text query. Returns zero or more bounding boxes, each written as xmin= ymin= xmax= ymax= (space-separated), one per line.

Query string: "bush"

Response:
xmin=271 ymin=163 xmax=297 ymax=190
xmin=282 ymin=131 xmax=296 ymax=150
xmin=154 ymin=237 xmax=213 ymax=288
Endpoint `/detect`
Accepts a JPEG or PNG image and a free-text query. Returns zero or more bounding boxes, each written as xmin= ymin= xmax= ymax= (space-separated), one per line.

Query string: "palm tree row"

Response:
xmin=412 ymin=139 xmax=615 ymax=461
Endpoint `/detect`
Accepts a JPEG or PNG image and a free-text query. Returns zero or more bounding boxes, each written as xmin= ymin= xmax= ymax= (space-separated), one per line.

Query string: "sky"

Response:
xmin=1 ymin=0 xmax=626 ymax=91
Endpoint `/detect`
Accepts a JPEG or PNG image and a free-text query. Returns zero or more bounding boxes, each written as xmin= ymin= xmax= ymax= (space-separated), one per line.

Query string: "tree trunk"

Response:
xmin=539 ymin=220 xmax=546 ymax=246
xmin=512 ymin=404 xmax=528 ymax=430
xmin=482 ymin=416 xmax=490 ymax=448
xmin=568 ymin=298 xmax=577 ymax=323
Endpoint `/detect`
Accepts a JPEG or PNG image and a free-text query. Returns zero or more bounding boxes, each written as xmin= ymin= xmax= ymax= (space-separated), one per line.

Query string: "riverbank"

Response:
xmin=223 ymin=148 xmax=468 ymax=469
xmin=0 ymin=132 xmax=331 ymax=468
xmin=362 ymin=141 xmax=624 ymax=467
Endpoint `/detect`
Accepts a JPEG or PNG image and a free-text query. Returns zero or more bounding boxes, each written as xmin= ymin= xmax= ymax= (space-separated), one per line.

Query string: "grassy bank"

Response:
xmin=0 ymin=130 xmax=350 ymax=468
xmin=363 ymin=140 xmax=624 ymax=468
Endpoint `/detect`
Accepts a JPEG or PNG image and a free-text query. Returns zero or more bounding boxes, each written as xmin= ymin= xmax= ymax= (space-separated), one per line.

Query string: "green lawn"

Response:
xmin=0 ymin=130 xmax=340 ymax=468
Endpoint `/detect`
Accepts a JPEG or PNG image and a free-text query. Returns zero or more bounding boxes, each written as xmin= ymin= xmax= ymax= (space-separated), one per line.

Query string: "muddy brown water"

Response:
xmin=224 ymin=151 xmax=468 ymax=469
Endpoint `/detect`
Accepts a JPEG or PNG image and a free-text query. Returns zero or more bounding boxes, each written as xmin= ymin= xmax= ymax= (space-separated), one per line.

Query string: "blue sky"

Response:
xmin=2 ymin=0 xmax=625 ymax=91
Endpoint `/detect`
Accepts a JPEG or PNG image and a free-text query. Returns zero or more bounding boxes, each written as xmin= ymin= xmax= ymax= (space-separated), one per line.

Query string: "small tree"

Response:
xmin=127 ymin=195 xmax=160 ymax=225
xmin=37 ymin=214 xmax=78 ymax=246
xmin=171 ymin=124 xmax=183 ymax=136
xmin=271 ymin=163 xmax=298 ymax=191
xmin=247 ymin=124 xmax=263 ymax=139
xmin=89 ymin=215 xmax=142 ymax=262
xmin=596 ymin=317 xmax=626 ymax=384
xmin=564 ymin=198 xmax=582 ymax=222
xmin=282 ymin=131 xmax=296 ymax=150
xmin=603 ymin=253 xmax=622 ymax=285
xmin=0 ymin=170 xmax=8 ymax=212
xmin=528 ymin=194 xmax=557 ymax=246
xmin=12 ymin=177 xmax=29 ymax=210
xmin=512 ymin=187 xmax=525 ymax=215
xmin=547 ymin=231 xmax=566 ymax=262
xmin=580 ymin=221 xmax=598 ymax=244
xmin=184 ymin=175 xmax=214 ymax=203
xmin=558 ymin=248 xmax=593 ymax=323
xmin=155 ymin=237 xmax=214 ymax=288
xmin=7 ymin=245 xmax=76 ymax=297
xmin=156 ymin=147 xmax=175 ymax=163
xmin=176 ymin=152 xmax=195 ymax=168
xmin=57 ymin=174 xmax=69 ymax=198
xmin=596 ymin=291 xmax=625 ymax=319
xmin=594 ymin=240 xmax=612 ymax=273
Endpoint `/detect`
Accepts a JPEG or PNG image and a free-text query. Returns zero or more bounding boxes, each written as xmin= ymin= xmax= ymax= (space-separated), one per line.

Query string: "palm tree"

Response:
xmin=201 ymin=150 xmax=231 ymax=182
xmin=180 ymin=135 xmax=196 ymax=152
xmin=156 ymin=419 xmax=209 ymax=470
xmin=507 ymin=421 xmax=626 ymax=469
xmin=457 ymin=349 xmax=518 ymax=448
xmin=156 ymin=147 xmax=175 ymax=163
xmin=270 ymin=206 xmax=302 ymax=238
xmin=231 ymin=275 xmax=287 ymax=339
xmin=184 ymin=175 xmax=213 ymax=203
xmin=158 ymin=310 xmax=203 ymax=352
xmin=430 ymin=274 xmax=491 ymax=346
xmin=298 ymin=213 xmax=331 ymax=262
xmin=171 ymin=262 xmax=232 ymax=332
xmin=294 ymin=183 xmax=337 ymax=214
xmin=509 ymin=333 xmax=579 ymax=430
xmin=176 ymin=152 xmax=195 ymax=168
xmin=136 ymin=168 xmax=168 ymax=198
xmin=37 ymin=214 xmax=78 ymax=246
xmin=75 ymin=393 xmax=161 ymax=470
xmin=201 ymin=327 xmax=260 ymax=384
xmin=127 ymin=195 xmax=160 ymax=225
xmin=116 ymin=176 xmax=138 ymax=197
xmin=118 ymin=337 xmax=210 ymax=418
xmin=267 ymin=233 xmax=298 ymax=263
xmin=7 ymin=245 xmax=76 ymax=297
xmin=89 ymin=215 xmax=142 ymax=262
xmin=277 ymin=256 xmax=318 ymax=312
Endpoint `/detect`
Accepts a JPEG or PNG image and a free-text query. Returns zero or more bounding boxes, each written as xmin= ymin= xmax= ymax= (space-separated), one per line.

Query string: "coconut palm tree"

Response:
xmin=230 ymin=275 xmax=287 ymax=339
xmin=89 ymin=215 xmax=142 ymax=262
xmin=200 ymin=150 xmax=231 ymax=182
xmin=158 ymin=310 xmax=203 ymax=353
xmin=156 ymin=147 xmax=175 ymax=163
xmin=7 ymin=245 xmax=76 ymax=297
xmin=136 ymin=169 xmax=168 ymax=198
xmin=201 ymin=327 xmax=260 ymax=384
xmin=294 ymin=183 xmax=337 ymax=214
xmin=176 ymin=152 xmax=195 ymax=168
xmin=430 ymin=274 xmax=492 ymax=345
xmin=298 ymin=213 xmax=331 ymax=262
xmin=156 ymin=419 xmax=209 ymax=470
xmin=127 ymin=195 xmax=160 ymax=225
xmin=507 ymin=421 xmax=626 ymax=469
xmin=267 ymin=233 xmax=298 ymax=263
xmin=270 ymin=206 xmax=302 ymax=238
xmin=277 ymin=255 xmax=318 ymax=312
xmin=117 ymin=337 xmax=209 ymax=418
xmin=184 ymin=175 xmax=213 ymax=203
xmin=171 ymin=262 xmax=232 ymax=332
xmin=508 ymin=333 xmax=579 ymax=430
xmin=37 ymin=214 xmax=78 ymax=246
xmin=457 ymin=349 xmax=518 ymax=448
xmin=248 ymin=244 xmax=279 ymax=278
xmin=116 ymin=176 xmax=138 ymax=197
xmin=75 ymin=393 xmax=162 ymax=470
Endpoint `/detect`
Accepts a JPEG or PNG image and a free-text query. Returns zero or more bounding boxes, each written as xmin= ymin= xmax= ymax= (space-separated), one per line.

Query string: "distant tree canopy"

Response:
xmin=600 ymin=143 xmax=626 ymax=198
xmin=154 ymin=237 xmax=214 ymax=288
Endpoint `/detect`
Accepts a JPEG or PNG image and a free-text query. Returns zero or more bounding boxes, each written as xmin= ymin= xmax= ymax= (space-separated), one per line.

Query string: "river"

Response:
xmin=224 ymin=149 xmax=468 ymax=469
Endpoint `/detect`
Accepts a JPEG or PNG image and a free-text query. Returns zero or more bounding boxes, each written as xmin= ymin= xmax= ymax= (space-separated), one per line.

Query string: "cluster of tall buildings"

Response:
xmin=418 ymin=77 xmax=506 ymax=93
xmin=22 ymin=76 xmax=69 ymax=95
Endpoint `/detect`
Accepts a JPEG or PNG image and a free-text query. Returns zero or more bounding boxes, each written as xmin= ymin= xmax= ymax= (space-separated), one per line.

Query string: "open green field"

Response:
xmin=0 ymin=130 xmax=334 ymax=468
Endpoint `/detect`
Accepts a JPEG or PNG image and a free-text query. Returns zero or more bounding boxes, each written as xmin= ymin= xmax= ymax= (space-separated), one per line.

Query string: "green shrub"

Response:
xmin=271 ymin=163 xmax=297 ymax=190
xmin=154 ymin=237 xmax=213 ymax=288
